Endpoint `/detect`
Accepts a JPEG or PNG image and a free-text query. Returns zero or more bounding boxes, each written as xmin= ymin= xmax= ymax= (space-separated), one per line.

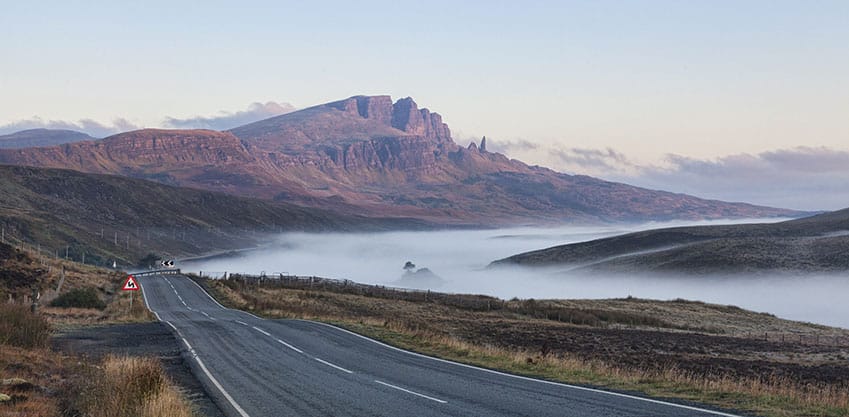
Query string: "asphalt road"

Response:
xmin=138 ymin=274 xmax=744 ymax=417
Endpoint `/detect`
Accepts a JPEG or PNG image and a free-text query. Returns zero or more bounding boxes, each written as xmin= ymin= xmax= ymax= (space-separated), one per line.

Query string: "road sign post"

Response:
xmin=123 ymin=275 xmax=139 ymax=313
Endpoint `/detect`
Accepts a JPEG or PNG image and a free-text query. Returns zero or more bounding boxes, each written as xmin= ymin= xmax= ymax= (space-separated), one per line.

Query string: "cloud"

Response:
xmin=0 ymin=101 xmax=297 ymax=137
xmin=0 ymin=117 xmax=140 ymax=138
xmin=488 ymin=138 xmax=849 ymax=211
xmin=549 ymin=147 xmax=637 ymax=172
xmin=614 ymin=147 xmax=849 ymax=211
xmin=485 ymin=138 xmax=540 ymax=153
xmin=163 ymin=101 xmax=296 ymax=130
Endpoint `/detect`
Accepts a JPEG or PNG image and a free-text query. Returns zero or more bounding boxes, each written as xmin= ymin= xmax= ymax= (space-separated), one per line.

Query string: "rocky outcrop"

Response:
xmin=390 ymin=97 xmax=451 ymax=142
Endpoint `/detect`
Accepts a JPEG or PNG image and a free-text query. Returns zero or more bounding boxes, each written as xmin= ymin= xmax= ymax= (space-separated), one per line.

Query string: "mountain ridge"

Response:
xmin=0 ymin=96 xmax=801 ymax=224
xmin=0 ymin=128 xmax=95 ymax=149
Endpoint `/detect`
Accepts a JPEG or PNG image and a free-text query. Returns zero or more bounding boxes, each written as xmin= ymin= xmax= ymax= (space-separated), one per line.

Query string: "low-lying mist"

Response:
xmin=183 ymin=219 xmax=849 ymax=329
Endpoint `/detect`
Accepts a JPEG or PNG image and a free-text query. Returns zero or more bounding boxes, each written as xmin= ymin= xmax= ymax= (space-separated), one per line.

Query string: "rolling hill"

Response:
xmin=0 ymin=165 xmax=424 ymax=268
xmin=0 ymin=128 xmax=95 ymax=149
xmin=491 ymin=209 xmax=849 ymax=274
xmin=0 ymin=96 xmax=800 ymax=225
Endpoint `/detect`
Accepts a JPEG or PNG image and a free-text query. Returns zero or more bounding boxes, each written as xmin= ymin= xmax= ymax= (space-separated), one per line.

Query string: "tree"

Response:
xmin=403 ymin=261 xmax=416 ymax=271
xmin=137 ymin=253 xmax=161 ymax=269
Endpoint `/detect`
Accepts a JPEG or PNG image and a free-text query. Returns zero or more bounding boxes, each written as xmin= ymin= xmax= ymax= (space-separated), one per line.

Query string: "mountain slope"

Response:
xmin=0 ymin=129 xmax=95 ymax=149
xmin=0 ymin=96 xmax=800 ymax=224
xmin=491 ymin=209 xmax=849 ymax=273
xmin=0 ymin=165 xmax=422 ymax=268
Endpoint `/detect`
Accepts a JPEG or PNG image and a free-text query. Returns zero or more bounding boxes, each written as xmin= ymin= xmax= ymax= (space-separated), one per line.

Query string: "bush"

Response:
xmin=137 ymin=253 xmax=161 ymax=269
xmin=0 ymin=303 xmax=51 ymax=348
xmin=50 ymin=287 xmax=106 ymax=310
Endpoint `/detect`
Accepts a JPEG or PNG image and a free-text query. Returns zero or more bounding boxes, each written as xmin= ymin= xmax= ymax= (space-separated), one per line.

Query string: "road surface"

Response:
xmin=137 ymin=273 xmax=743 ymax=417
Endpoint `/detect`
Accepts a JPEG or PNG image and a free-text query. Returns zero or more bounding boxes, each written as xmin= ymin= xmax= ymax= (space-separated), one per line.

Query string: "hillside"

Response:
xmin=0 ymin=165 xmax=423 ymax=268
xmin=0 ymin=128 xmax=95 ymax=149
xmin=0 ymin=96 xmax=800 ymax=224
xmin=491 ymin=208 xmax=849 ymax=273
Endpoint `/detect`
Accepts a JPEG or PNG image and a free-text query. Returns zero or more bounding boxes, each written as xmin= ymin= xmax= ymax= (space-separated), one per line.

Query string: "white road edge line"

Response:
xmin=302 ymin=320 xmax=742 ymax=417
xmin=374 ymin=380 xmax=447 ymax=404
xmin=314 ymin=357 xmax=353 ymax=374
xmin=137 ymin=276 xmax=253 ymax=417
xmin=277 ymin=339 xmax=304 ymax=354
xmin=195 ymin=353 xmax=253 ymax=417
xmin=252 ymin=326 xmax=271 ymax=336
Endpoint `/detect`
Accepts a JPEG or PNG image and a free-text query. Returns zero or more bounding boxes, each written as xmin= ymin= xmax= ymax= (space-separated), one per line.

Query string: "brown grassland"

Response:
xmin=1 ymin=243 xmax=192 ymax=417
xmin=202 ymin=274 xmax=849 ymax=417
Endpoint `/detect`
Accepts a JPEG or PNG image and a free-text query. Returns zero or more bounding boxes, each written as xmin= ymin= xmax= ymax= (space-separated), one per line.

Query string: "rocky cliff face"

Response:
xmin=0 ymin=96 xmax=802 ymax=224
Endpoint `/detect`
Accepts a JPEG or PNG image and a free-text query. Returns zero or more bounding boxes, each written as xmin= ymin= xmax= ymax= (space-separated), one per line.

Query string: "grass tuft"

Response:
xmin=69 ymin=355 xmax=194 ymax=417
xmin=0 ymin=303 xmax=51 ymax=348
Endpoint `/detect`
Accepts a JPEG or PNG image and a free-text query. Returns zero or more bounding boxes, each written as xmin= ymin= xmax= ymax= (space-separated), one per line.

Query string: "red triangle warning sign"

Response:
xmin=122 ymin=275 xmax=140 ymax=291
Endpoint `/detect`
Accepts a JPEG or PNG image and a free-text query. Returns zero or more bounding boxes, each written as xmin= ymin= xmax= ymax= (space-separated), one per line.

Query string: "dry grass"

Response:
xmin=0 ymin=344 xmax=66 ymax=416
xmin=0 ymin=350 xmax=195 ymax=417
xmin=205 ymin=276 xmax=849 ymax=417
xmin=0 ymin=242 xmax=151 ymax=327
xmin=0 ymin=303 xmax=51 ymax=348
xmin=348 ymin=320 xmax=849 ymax=417
xmin=69 ymin=355 xmax=194 ymax=417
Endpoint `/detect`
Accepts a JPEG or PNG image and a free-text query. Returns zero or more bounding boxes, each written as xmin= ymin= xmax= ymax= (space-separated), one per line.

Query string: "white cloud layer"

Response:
xmin=0 ymin=101 xmax=296 ymax=137
xmin=490 ymin=139 xmax=849 ymax=211
xmin=0 ymin=117 xmax=140 ymax=138
xmin=163 ymin=101 xmax=295 ymax=130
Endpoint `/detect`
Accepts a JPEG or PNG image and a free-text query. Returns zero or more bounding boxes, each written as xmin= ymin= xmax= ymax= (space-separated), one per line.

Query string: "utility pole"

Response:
xmin=82 ymin=252 xmax=85 ymax=264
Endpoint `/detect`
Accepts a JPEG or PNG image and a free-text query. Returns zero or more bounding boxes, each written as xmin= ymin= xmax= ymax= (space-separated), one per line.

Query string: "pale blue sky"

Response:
xmin=1 ymin=1 xmax=848 ymax=209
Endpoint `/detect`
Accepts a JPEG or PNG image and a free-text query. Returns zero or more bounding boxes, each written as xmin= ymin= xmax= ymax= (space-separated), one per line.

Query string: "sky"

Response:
xmin=1 ymin=1 xmax=847 ymax=210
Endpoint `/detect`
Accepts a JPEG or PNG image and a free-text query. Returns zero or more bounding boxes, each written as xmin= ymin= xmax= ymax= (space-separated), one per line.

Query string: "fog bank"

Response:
xmin=183 ymin=219 xmax=849 ymax=329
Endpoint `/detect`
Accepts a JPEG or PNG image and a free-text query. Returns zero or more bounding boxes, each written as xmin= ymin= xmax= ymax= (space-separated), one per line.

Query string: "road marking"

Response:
xmin=252 ymin=326 xmax=271 ymax=336
xmin=166 ymin=276 xmax=737 ymax=417
xmin=195 ymin=354 xmax=253 ymax=417
xmin=236 ymin=320 xmax=248 ymax=326
xmin=305 ymin=321 xmax=741 ymax=417
xmin=181 ymin=337 xmax=194 ymax=352
xmin=276 ymin=339 xmax=303 ymax=354
xmin=374 ymin=380 xmax=447 ymax=404
xmin=314 ymin=357 xmax=353 ymax=374
xmin=137 ymin=276 xmax=252 ymax=417
xmin=182 ymin=276 xmax=265 ymax=320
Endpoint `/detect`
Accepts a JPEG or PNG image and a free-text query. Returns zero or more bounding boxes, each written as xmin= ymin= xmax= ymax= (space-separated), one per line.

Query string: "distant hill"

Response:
xmin=491 ymin=209 xmax=849 ymax=274
xmin=0 ymin=165 xmax=424 ymax=268
xmin=0 ymin=128 xmax=95 ymax=149
xmin=0 ymin=96 xmax=800 ymax=224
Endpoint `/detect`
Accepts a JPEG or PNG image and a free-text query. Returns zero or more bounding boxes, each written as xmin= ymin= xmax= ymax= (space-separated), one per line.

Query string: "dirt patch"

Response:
xmin=52 ymin=323 xmax=225 ymax=417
